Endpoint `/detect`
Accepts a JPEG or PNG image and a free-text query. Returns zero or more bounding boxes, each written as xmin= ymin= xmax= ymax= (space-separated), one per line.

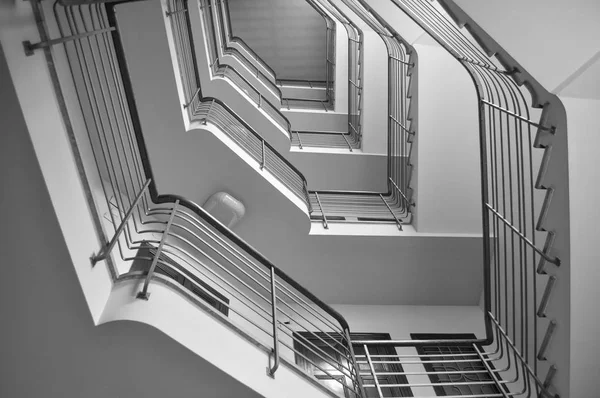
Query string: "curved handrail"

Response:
xmin=352 ymin=0 xmax=566 ymax=396
xmin=200 ymin=0 xmax=293 ymax=137
xmin=42 ymin=0 xmax=352 ymax=370
xmin=213 ymin=0 xmax=281 ymax=97
xmin=193 ymin=97 xmax=310 ymax=204
xmin=218 ymin=0 xmax=278 ymax=82
xmin=305 ymin=0 xmax=416 ymax=229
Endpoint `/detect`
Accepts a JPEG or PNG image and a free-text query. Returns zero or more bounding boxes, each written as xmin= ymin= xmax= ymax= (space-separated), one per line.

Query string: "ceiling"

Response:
xmin=227 ymin=0 xmax=328 ymax=81
xmin=454 ymin=0 xmax=600 ymax=100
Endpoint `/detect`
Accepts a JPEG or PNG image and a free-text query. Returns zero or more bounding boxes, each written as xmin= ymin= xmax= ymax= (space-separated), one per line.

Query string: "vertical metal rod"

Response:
xmin=258 ymin=93 xmax=262 ymax=108
xmin=364 ymin=345 xmax=383 ymax=398
xmin=260 ymin=140 xmax=265 ymax=170
xmin=314 ymin=192 xmax=328 ymax=229
xmin=137 ymin=200 xmax=180 ymax=300
xmin=344 ymin=330 xmax=367 ymax=398
xmin=296 ymin=131 xmax=304 ymax=149
xmin=379 ymin=194 xmax=402 ymax=230
xmin=266 ymin=266 xmax=280 ymax=378
xmin=537 ymin=320 xmax=557 ymax=360
xmin=203 ymin=99 xmax=214 ymax=125
xmin=183 ymin=87 xmax=201 ymax=109
xmin=341 ymin=133 xmax=353 ymax=152
xmin=91 ymin=179 xmax=151 ymax=265
xmin=537 ymin=276 xmax=556 ymax=317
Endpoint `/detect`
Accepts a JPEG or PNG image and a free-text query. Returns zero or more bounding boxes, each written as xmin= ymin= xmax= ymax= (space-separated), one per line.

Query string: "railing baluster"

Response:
xmin=91 ymin=179 xmax=151 ymax=265
xmin=314 ymin=192 xmax=328 ymax=229
xmin=183 ymin=87 xmax=201 ymax=109
xmin=137 ymin=200 xmax=180 ymax=300
xmin=341 ymin=133 xmax=353 ymax=152
xmin=380 ymin=194 xmax=402 ymax=230
xmin=260 ymin=140 xmax=265 ymax=170
xmin=266 ymin=266 xmax=280 ymax=377
xmin=364 ymin=345 xmax=383 ymax=398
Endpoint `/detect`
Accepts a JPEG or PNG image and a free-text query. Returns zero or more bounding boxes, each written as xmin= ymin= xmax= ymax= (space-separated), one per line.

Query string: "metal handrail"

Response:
xmin=167 ymin=0 xmax=311 ymax=208
xmin=306 ymin=0 xmax=415 ymax=228
xmin=32 ymin=1 xmax=357 ymax=393
xmin=342 ymin=1 xmax=566 ymax=397
xmin=212 ymin=0 xmax=282 ymax=100
xmin=199 ymin=0 xmax=293 ymax=137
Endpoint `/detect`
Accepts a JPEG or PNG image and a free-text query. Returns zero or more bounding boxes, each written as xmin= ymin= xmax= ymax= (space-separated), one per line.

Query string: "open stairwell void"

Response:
xmin=0 ymin=0 xmax=581 ymax=396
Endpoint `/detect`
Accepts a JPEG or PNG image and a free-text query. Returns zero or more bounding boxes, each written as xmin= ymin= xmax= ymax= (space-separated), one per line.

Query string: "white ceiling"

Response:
xmin=227 ymin=0 xmax=328 ymax=81
xmin=454 ymin=0 xmax=600 ymax=99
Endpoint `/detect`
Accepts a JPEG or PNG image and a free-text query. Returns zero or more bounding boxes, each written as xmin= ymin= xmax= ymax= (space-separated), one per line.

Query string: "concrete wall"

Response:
xmin=414 ymin=43 xmax=481 ymax=234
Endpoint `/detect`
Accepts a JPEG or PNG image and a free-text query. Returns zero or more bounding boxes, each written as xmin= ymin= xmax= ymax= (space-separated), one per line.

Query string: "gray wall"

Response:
xmin=0 ymin=44 xmax=261 ymax=398
xmin=227 ymin=0 xmax=327 ymax=81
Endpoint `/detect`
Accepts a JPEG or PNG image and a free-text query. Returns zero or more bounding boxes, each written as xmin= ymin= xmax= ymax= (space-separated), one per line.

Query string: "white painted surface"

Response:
xmin=101 ymin=278 xmax=332 ymax=398
xmin=289 ymin=151 xmax=388 ymax=191
xmin=454 ymin=0 xmax=600 ymax=97
xmin=186 ymin=0 xmax=292 ymax=152
xmin=366 ymin=0 xmax=426 ymax=44
xmin=227 ymin=0 xmax=328 ymax=81
xmin=283 ymin=108 xmax=349 ymax=132
xmin=331 ymin=7 xmax=349 ymax=114
xmin=563 ymin=96 xmax=600 ymax=398
xmin=414 ymin=43 xmax=482 ymax=234
xmin=360 ymin=30 xmax=389 ymax=155
xmin=560 ymin=52 xmax=600 ymax=100
xmin=334 ymin=304 xmax=485 ymax=337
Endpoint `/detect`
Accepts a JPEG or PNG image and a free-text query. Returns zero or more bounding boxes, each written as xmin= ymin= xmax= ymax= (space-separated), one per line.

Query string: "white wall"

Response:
xmin=366 ymin=0 xmax=426 ymax=43
xmin=289 ymin=151 xmax=388 ymax=191
xmin=562 ymin=96 xmax=600 ymax=398
xmin=454 ymin=0 xmax=600 ymax=97
xmin=360 ymin=30 xmax=389 ymax=155
xmin=334 ymin=304 xmax=486 ymax=397
xmin=414 ymin=44 xmax=482 ymax=234
xmin=227 ymin=0 xmax=328 ymax=81
xmin=332 ymin=11 xmax=349 ymax=114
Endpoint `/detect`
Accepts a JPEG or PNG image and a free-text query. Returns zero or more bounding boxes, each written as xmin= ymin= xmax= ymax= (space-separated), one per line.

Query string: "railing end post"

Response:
xmin=136 ymin=291 xmax=150 ymax=301
xmin=265 ymin=367 xmax=275 ymax=379
xmin=22 ymin=41 xmax=35 ymax=57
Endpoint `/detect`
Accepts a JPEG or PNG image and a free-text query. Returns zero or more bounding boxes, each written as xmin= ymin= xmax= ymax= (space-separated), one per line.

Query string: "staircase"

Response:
xmin=0 ymin=0 xmax=575 ymax=396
